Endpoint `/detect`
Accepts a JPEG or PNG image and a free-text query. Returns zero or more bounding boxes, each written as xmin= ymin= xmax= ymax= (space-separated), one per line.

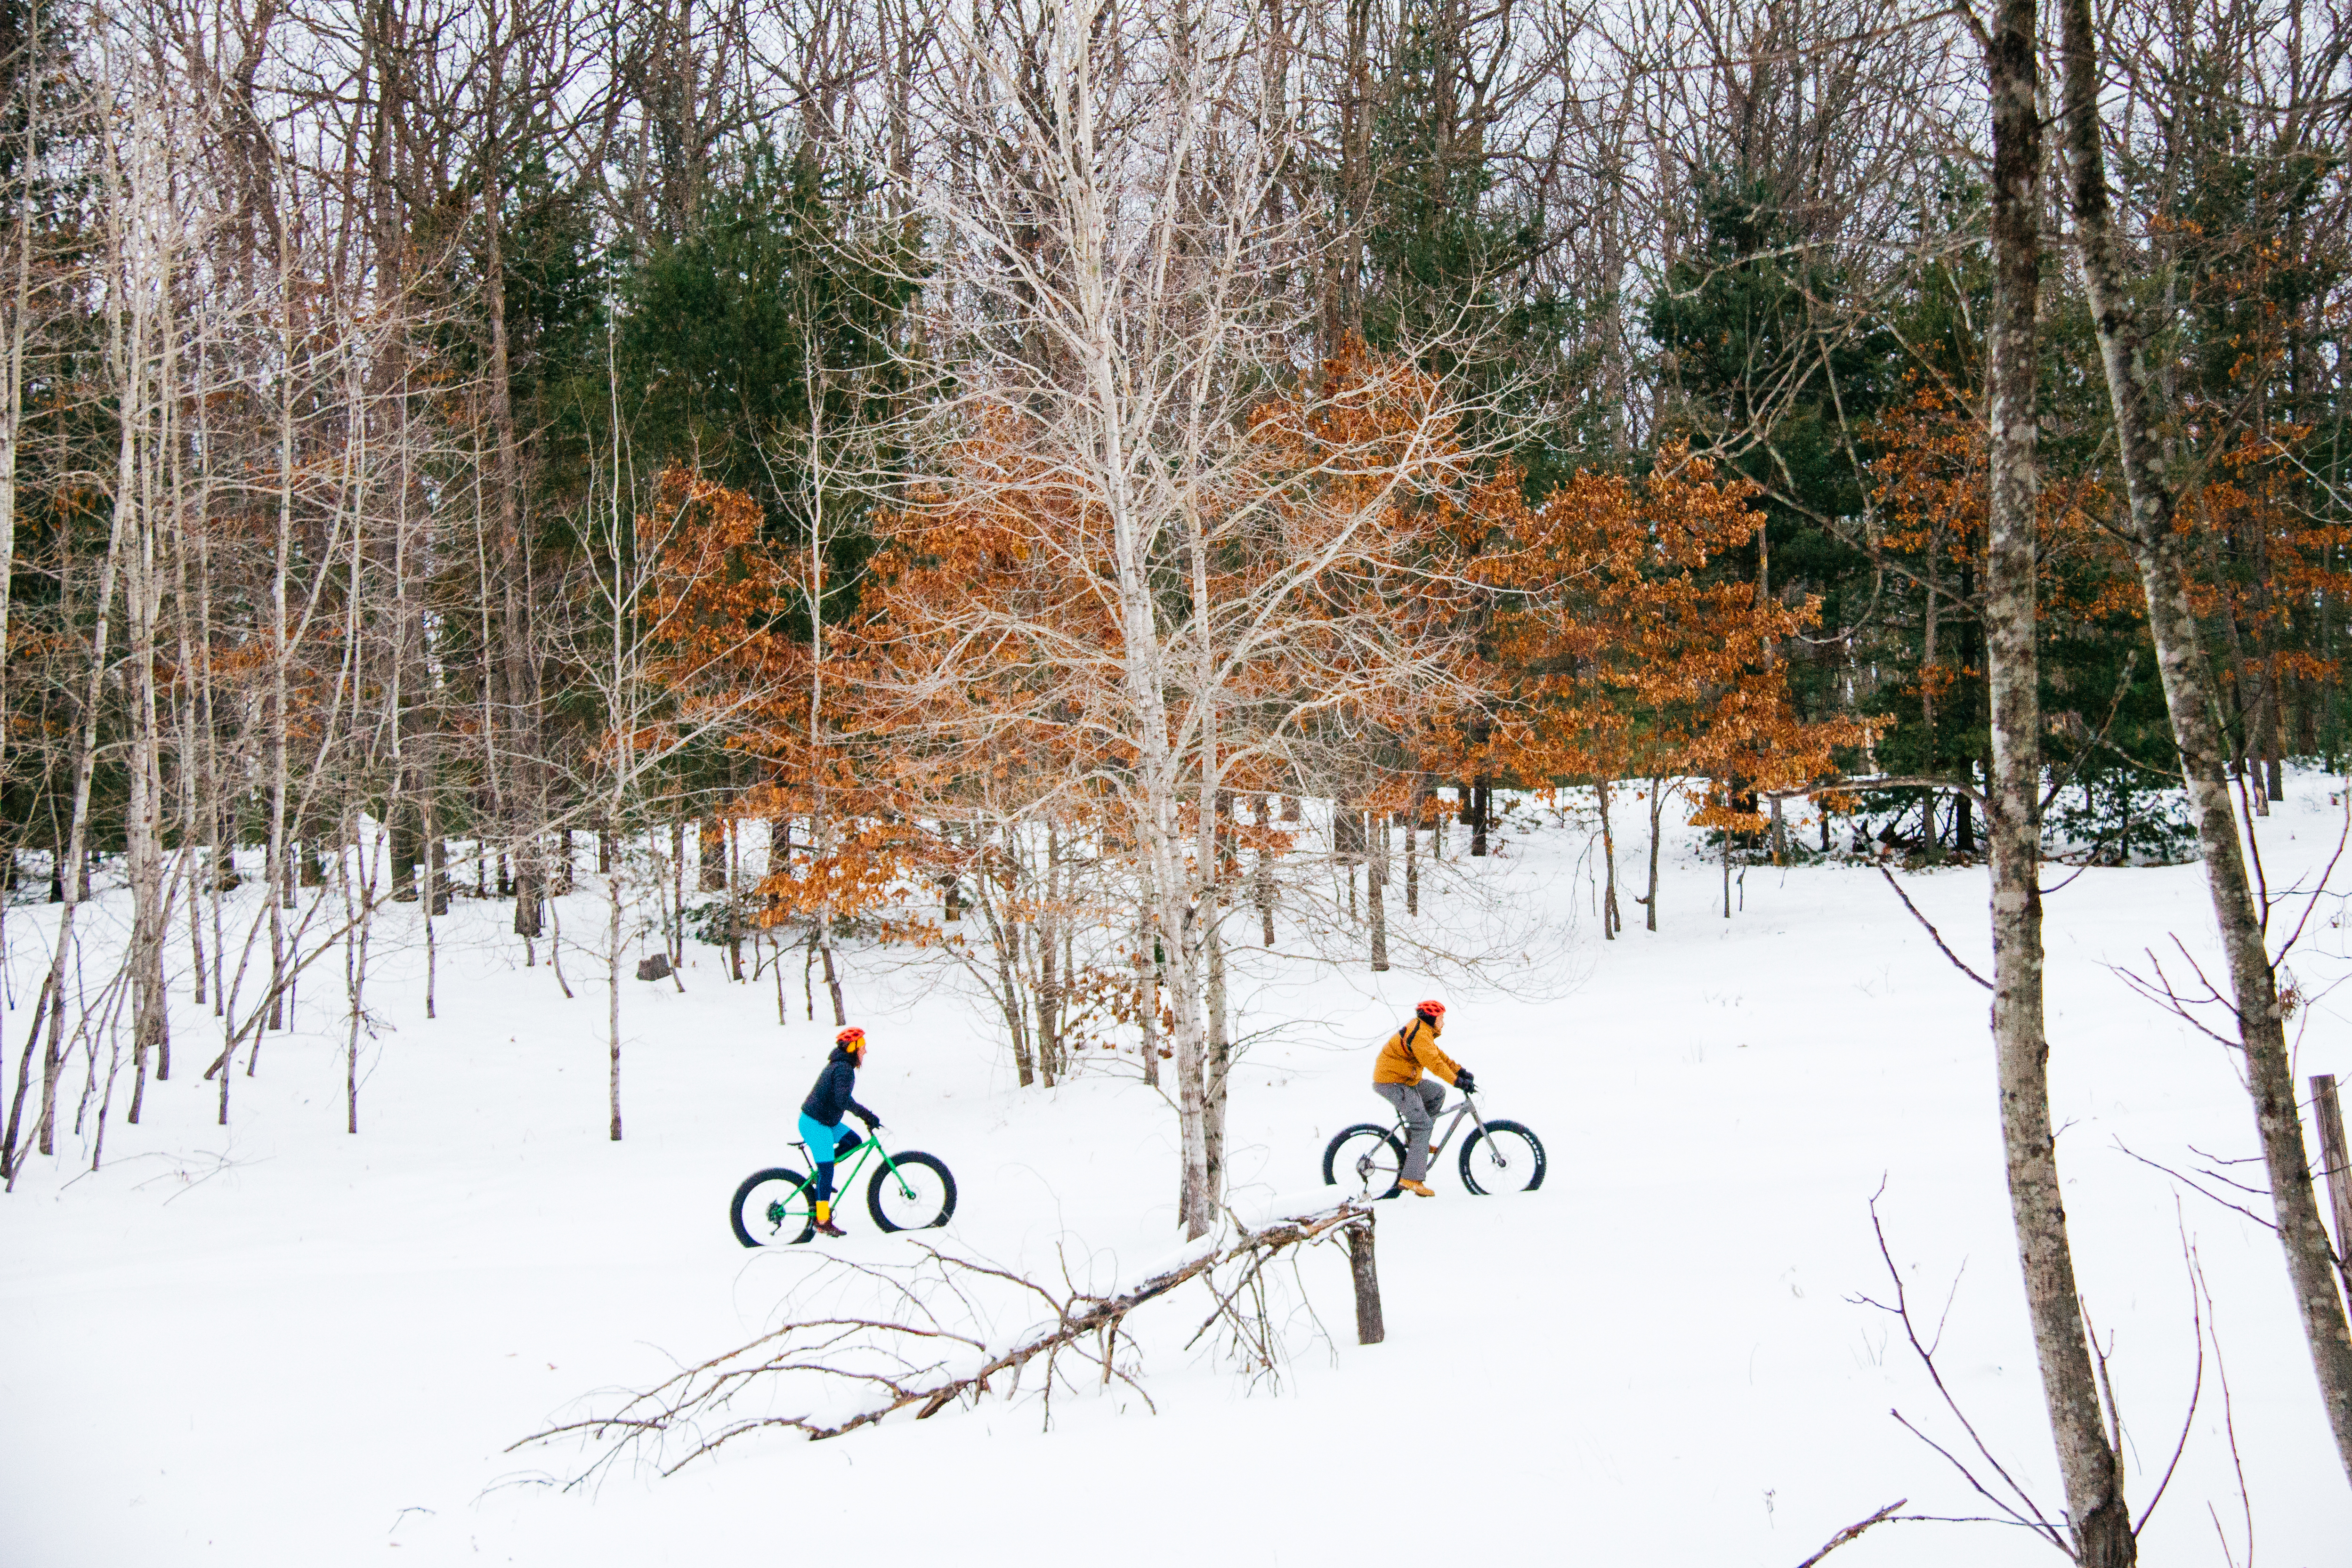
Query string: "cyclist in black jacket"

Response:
xmin=799 ymin=1027 xmax=881 ymax=1237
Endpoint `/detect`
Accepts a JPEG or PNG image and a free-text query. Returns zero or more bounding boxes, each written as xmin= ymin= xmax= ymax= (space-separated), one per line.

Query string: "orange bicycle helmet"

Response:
xmin=837 ymin=1026 xmax=867 ymax=1052
xmin=1414 ymin=999 xmax=1446 ymax=1022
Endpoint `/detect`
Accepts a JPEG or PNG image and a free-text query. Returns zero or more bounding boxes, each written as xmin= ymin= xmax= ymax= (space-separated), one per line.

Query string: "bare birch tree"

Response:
xmin=2058 ymin=0 xmax=2352 ymax=1484
xmin=1978 ymin=0 xmax=2134 ymax=1557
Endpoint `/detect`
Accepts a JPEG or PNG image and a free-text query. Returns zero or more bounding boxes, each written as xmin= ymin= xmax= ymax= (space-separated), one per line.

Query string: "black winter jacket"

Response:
xmin=801 ymin=1045 xmax=879 ymax=1128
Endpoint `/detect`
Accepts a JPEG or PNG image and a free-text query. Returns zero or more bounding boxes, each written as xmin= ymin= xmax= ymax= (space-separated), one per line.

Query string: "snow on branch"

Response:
xmin=513 ymin=1197 xmax=1374 ymax=1482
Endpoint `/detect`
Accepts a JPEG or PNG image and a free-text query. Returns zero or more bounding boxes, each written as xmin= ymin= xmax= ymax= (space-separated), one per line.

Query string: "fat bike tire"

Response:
xmin=866 ymin=1151 xmax=958 ymax=1233
xmin=731 ymin=1166 xmax=817 ymax=1247
xmin=1322 ymin=1123 xmax=1408 ymax=1200
xmin=1458 ymin=1120 xmax=1546 ymax=1194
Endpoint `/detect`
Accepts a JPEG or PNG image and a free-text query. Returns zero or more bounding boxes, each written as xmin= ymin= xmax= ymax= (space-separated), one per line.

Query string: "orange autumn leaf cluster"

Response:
xmin=1461 ymin=445 xmax=1875 ymax=813
xmin=630 ymin=467 xmax=802 ymax=757
xmin=850 ymin=344 xmax=1486 ymax=812
xmin=636 ymin=357 xmax=1892 ymax=891
xmin=1868 ymin=382 xmax=2131 ymax=632
xmin=2181 ymin=429 xmax=2352 ymax=689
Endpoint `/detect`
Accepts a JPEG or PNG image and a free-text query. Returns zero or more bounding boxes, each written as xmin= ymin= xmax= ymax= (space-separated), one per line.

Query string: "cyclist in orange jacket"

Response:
xmin=1373 ymin=1000 xmax=1475 ymax=1196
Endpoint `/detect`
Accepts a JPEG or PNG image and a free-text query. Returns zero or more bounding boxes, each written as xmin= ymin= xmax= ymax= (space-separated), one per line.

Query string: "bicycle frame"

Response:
xmin=1409 ymin=1095 xmax=1488 ymax=1157
xmin=791 ymin=1135 xmax=922 ymax=1204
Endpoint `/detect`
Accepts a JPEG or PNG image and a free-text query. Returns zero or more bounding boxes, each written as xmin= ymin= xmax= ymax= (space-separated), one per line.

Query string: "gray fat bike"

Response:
xmin=1321 ymin=1090 xmax=1545 ymax=1199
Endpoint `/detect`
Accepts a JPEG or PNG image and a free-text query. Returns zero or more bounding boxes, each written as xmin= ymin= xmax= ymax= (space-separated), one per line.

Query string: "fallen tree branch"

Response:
xmin=1876 ymin=867 xmax=1994 ymax=991
xmin=1769 ymin=774 xmax=1988 ymax=808
xmin=1791 ymin=1499 xmax=1907 ymax=1567
xmin=513 ymin=1198 xmax=1373 ymax=1483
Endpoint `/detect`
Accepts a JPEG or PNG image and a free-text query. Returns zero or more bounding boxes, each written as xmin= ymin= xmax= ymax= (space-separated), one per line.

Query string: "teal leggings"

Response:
xmin=800 ymin=1111 xmax=854 ymax=1201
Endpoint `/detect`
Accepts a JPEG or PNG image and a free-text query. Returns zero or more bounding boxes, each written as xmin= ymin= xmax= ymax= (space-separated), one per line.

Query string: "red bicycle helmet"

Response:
xmin=837 ymin=1026 xmax=867 ymax=1051
xmin=1414 ymin=999 xmax=1446 ymax=1022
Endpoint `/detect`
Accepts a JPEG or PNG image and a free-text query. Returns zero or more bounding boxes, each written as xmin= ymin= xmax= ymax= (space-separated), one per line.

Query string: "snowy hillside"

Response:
xmin=7 ymin=784 xmax=2352 ymax=1566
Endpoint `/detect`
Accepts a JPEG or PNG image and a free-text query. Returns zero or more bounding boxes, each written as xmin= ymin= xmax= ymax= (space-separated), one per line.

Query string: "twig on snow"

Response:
xmin=1848 ymin=1183 xmax=2067 ymax=1552
xmin=1875 ymin=867 xmax=1993 ymax=991
xmin=1789 ymin=1499 xmax=1907 ymax=1567
xmin=2109 ymin=937 xmax=2246 ymax=1053
xmin=2113 ymin=1139 xmax=2279 ymax=1236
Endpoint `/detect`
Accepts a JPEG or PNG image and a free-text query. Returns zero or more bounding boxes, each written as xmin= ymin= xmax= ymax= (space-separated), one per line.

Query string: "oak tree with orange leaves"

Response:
xmin=566 ymin=466 xmax=801 ymax=1139
xmin=848 ymin=345 xmax=1491 ymax=1232
xmin=1464 ymin=446 xmax=1875 ymax=932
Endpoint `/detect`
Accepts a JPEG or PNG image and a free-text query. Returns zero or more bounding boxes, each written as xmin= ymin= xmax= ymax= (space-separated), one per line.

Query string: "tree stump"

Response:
xmin=2313 ymin=1075 xmax=2352 ymax=1285
xmin=1346 ymin=1220 xmax=1384 ymax=1346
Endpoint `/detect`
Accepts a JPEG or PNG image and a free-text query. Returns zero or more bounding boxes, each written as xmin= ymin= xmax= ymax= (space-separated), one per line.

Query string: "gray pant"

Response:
xmin=1375 ymin=1078 xmax=1447 ymax=1182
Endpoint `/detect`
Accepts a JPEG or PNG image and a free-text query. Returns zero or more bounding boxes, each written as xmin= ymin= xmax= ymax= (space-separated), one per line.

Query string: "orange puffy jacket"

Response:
xmin=1372 ymin=1014 xmax=1462 ymax=1086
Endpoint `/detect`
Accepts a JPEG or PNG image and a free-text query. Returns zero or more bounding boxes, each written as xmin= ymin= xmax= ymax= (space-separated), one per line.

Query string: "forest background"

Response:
xmin=4 ymin=0 xmax=2352 ymax=1546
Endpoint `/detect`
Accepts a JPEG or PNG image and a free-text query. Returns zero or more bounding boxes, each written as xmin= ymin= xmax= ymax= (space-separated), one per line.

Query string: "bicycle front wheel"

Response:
xmin=730 ymin=1167 xmax=816 ymax=1247
xmin=1322 ymin=1123 xmax=1406 ymax=1200
xmin=1458 ymin=1120 xmax=1545 ymax=1194
xmin=867 ymin=1151 xmax=958 ymax=1232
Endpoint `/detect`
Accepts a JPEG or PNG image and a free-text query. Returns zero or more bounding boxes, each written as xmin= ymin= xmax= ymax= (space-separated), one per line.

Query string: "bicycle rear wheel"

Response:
xmin=730 ymin=1167 xmax=816 ymax=1246
xmin=1458 ymin=1120 xmax=1545 ymax=1194
xmin=866 ymin=1151 xmax=957 ymax=1232
xmin=1322 ymin=1123 xmax=1407 ymax=1200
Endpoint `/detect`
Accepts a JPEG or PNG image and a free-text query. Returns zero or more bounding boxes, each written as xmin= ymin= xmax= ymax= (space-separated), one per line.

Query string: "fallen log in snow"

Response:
xmin=515 ymin=1196 xmax=1375 ymax=1480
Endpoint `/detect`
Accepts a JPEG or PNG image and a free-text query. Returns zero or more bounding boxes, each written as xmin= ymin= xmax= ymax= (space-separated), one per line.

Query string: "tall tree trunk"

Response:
xmin=2060 ymin=0 xmax=2352 ymax=1483
xmin=424 ymin=818 xmax=441 ymax=1021
xmin=1405 ymin=788 xmax=1421 ymax=917
xmin=1201 ymin=887 xmax=1230 ymax=1207
xmin=341 ymin=820 xmax=374 ymax=1135
xmin=1721 ymin=804 xmax=1732 ymax=917
xmin=699 ymin=814 xmax=726 ymax=892
xmin=513 ymin=847 xmax=542 ymax=948
xmin=124 ymin=258 xmax=169 ymax=1119
xmin=39 ymin=414 xmax=133 ymax=1157
xmin=391 ymin=801 xmax=419 ymax=901
xmin=1039 ymin=825 xmax=1063 ymax=1086
xmin=172 ymin=406 xmax=203 ymax=1025
xmin=1596 ymin=778 xmax=1620 ymax=938
xmin=666 ymin=821 xmax=682 ymax=963
xmin=0 ymin=2 xmax=34 ymax=945
xmin=1255 ymin=792 xmax=1276 ymax=943
xmin=1644 ymin=778 xmax=1664 ymax=932
xmin=726 ymin=820 xmax=744 ymax=981
xmin=1135 ymin=909 xmax=1160 ymax=1089
xmin=489 ymin=240 xmax=533 ymax=935
xmin=998 ymin=890 xmax=1035 ymax=1088
xmin=806 ymin=417 xmax=847 ymax=1026
xmin=607 ymin=871 xmax=624 ymax=1140
xmin=266 ymin=223 xmax=294 ymax=1033
xmin=1988 ymin=9 xmax=2137 ymax=1557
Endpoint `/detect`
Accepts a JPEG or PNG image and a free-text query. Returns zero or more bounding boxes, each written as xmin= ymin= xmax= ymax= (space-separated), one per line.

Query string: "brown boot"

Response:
xmin=813 ymin=1200 xmax=847 ymax=1237
xmin=1397 ymin=1179 xmax=1435 ymax=1197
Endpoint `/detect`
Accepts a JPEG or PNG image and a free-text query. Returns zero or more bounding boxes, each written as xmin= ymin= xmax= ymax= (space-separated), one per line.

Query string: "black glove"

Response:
xmin=856 ymin=1110 xmax=882 ymax=1132
xmin=1454 ymin=1070 xmax=1477 ymax=1096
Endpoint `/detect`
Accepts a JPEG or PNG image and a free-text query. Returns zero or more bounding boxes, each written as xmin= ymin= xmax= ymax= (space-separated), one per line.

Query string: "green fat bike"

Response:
xmin=729 ymin=1135 xmax=958 ymax=1246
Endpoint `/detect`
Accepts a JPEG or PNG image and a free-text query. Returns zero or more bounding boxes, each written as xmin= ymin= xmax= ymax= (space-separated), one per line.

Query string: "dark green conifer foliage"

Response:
xmin=1355 ymin=2 xmax=1572 ymax=492
xmin=617 ymin=141 xmax=921 ymax=598
xmin=601 ymin=143 xmax=921 ymax=808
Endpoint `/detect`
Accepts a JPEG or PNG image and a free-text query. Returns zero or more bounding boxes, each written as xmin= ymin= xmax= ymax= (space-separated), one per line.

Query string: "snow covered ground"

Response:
xmin=7 ymin=783 xmax=2352 ymax=1566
